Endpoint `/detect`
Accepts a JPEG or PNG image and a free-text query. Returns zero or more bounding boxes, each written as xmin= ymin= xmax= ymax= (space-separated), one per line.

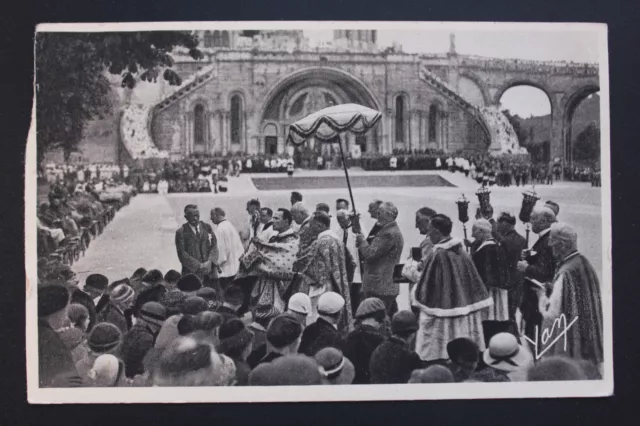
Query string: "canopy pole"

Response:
xmin=337 ymin=134 xmax=356 ymax=215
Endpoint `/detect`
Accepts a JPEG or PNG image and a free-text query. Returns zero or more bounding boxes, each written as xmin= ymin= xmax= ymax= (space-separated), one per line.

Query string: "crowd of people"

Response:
xmin=365 ymin=150 xmax=601 ymax=188
xmin=37 ymin=176 xmax=135 ymax=266
xmin=458 ymin=56 xmax=598 ymax=76
xmin=41 ymin=147 xmax=599 ymax=202
xmin=37 ymin=187 xmax=603 ymax=388
xmin=41 ymin=163 xmax=126 ymax=185
xmin=479 ymin=106 xmax=527 ymax=155
xmin=121 ymin=103 xmax=169 ymax=159
xmin=129 ymin=154 xmax=296 ymax=194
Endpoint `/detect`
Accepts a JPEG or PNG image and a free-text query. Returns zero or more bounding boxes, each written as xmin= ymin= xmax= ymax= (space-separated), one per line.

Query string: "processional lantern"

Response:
xmin=456 ymin=194 xmax=471 ymax=252
xmin=519 ymin=186 xmax=540 ymax=245
xmin=475 ymin=185 xmax=492 ymax=217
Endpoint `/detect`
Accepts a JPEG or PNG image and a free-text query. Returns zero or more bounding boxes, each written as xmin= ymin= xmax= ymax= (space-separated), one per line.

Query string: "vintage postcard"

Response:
xmin=26 ymin=21 xmax=612 ymax=403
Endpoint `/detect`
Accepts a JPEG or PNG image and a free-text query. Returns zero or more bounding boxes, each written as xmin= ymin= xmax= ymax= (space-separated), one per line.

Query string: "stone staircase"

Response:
xmin=419 ymin=65 xmax=519 ymax=154
xmin=478 ymin=106 xmax=526 ymax=154
xmin=119 ymin=63 xmax=220 ymax=160
xmin=119 ymin=103 xmax=169 ymax=160
xmin=154 ymin=64 xmax=219 ymax=114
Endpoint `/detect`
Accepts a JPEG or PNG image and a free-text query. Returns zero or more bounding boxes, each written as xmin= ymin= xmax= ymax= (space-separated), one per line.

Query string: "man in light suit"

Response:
xmin=353 ymin=201 xmax=404 ymax=317
xmin=175 ymin=204 xmax=219 ymax=286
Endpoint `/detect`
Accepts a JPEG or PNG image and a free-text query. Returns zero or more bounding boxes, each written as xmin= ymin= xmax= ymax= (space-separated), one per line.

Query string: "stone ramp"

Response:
xmin=73 ymin=195 xmax=181 ymax=285
xmin=252 ymin=174 xmax=456 ymax=191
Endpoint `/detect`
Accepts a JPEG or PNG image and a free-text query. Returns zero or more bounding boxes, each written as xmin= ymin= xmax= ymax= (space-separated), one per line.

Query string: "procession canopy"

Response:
xmin=286 ymin=103 xmax=382 ymax=145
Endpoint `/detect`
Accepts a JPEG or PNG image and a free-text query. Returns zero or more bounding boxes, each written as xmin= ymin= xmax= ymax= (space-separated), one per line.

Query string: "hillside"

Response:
xmin=515 ymin=93 xmax=600 ymax=146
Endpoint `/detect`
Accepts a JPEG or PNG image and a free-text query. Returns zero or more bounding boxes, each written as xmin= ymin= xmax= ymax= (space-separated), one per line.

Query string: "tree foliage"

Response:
xmin=574 ymin=122 xmax=600 ymax=162
xmin=35 ymin=31 xmax=203 ymax=162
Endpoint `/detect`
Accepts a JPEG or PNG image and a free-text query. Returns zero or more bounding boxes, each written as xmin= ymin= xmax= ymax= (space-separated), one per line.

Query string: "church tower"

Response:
xmin=448 ymin=33 xmax=457 ymax=56
xmin=333 ymin=29 xmax=378 ymax=51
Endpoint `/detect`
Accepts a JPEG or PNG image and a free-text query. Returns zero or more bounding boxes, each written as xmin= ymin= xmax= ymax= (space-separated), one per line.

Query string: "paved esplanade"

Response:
xmin=73 ymin=194 xmax=182 ymax=285
xmin=73 ymin=170 xmax=604 ymax=310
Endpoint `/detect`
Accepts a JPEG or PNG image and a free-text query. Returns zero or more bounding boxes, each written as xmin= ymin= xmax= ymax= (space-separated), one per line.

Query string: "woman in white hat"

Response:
xmin=475 ymin=332 xmax=533 ymax=382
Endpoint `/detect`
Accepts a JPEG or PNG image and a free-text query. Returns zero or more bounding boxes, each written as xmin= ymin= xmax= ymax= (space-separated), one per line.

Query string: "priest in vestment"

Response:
xmin=292 ymin=202 xmax=317 ymax=254
xmin=411 ymin=214 xmax=493 ymax=362
xmin=471 ymin=219 xmax=509 ymax=321
xmin=241 ymin=209 xmax=299 ymax=315
xmin=401 ymin=207 xmax=437 ymax=284
xmin=517 ymin=206 xmax=557 ymax=345
xmin=294 ymin=211 xmax=353 ymax=332
xmin=536 ymin=223 xmax=604 ymax=368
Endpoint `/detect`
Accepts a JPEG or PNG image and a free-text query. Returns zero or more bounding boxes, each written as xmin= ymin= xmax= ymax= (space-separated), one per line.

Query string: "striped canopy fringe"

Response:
xmin=286 ymin=103 xmax=382 ymax=145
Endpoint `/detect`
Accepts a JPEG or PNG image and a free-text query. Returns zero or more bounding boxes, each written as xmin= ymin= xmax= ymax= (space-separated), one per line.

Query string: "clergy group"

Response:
xmin=36 ymin=191 xmax=604 ymax=388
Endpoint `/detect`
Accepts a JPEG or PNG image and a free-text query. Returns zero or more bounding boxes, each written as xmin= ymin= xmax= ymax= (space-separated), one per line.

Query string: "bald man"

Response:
xmin=535 ymin=223 xmax=603 ymax=368
xmin=353 ymin=201 xmax=404 ymax=317
xmin=517 ymin=206 xmax=557 ymax=344
xmin=292 ymin=202 xmax=316 ymax=254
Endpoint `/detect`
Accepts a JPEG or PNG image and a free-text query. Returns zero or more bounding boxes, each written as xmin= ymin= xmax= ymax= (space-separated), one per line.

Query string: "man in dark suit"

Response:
xmin=353 ymin=201 xmax=404 ymax=317
xmin=495 ymin=212 xmax=527 ymax=321
xmin=175 ymin=204 xmax=219 ymax=285
xmin=517 ymin=206 xmax=557 ymax=343
xmin=369 ymin=311 xmax=424 ymax=384
xmin=365 ymin=200 xmax=384 ymax=244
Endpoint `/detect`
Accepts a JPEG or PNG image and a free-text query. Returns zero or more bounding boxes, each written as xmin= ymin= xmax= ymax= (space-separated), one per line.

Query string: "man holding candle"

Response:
xmin=516 ymin=206 xmax=557 ymax=344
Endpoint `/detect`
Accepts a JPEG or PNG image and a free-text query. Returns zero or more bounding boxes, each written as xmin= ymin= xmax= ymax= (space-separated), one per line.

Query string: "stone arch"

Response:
xmin=496 ymin=82 xmax=554 ymax=156
xmin=494 ymin=80 xmax=556 ymax=112
xmin=392 ymin=91 xmax=411 ymax=110
xmin=262 ymin=122 xmax=279 ymax=154
xmin=280 ymin=85 xmax=345 ymax=121
xmin=213 ymin=30 xmax=221 ymax=47
xmin=221 ymin=31 xmax=230 ymax=47
xmin=262 ymin=122 xmax=278 ymax=136
xmin=562 ymin=83 xmax=600 ymax=164
xmin=259 ymin=66 xmax=383 ymax=122
xmin=186 ymin=96 xmax=213 ymax=112
xmin=227 ymin=90 xmax=248 ymax=110
xmin=458 ymin=72 xmax=489 ymax=106
xmin=260 ymin=66 xmax=384 ymax=155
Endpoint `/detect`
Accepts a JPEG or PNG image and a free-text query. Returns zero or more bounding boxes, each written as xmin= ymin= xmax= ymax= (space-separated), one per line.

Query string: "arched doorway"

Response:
xmin=263 ymin=123 xmax=278 ymax=155
xmin=564 ymin=86 xmax=600 ymax=168
xmin=498 ymin=85 xmax=552 ymax=163
xmin=259 ymin=67 xmax=383 ymax=165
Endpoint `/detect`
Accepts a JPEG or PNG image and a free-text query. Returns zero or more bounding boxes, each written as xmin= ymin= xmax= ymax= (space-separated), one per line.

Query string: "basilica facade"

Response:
xmin=145 ymin=30 xmax=490 ymax=159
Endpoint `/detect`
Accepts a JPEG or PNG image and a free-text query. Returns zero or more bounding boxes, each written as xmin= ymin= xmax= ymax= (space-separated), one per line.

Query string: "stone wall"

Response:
xmin=66 ymin=49 xmax=599 ymax=163
xmin=151 ymin=51 xmax=489 ymax=156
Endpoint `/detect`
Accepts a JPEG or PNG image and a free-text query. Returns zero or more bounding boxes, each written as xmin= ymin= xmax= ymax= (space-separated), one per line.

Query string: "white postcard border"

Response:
xmin=25 ymin=21 xmax=613 ymax=404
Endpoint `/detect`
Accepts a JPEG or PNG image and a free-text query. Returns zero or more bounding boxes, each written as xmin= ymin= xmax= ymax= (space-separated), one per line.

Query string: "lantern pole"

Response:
xmin=456 ymin=194 xmax=471 ymax=253
xmin=519 ymin=185 xmax=540 ymax=247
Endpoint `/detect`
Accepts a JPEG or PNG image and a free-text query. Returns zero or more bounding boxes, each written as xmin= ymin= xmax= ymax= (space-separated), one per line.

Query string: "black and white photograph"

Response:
xmin=25 ymin=21 xmax=612 ymax=403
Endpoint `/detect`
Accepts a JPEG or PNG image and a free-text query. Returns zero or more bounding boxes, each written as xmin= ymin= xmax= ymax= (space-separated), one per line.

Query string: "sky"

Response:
xmin=304 ymin=28 xmax=602 ymax=117
xmin=304 ymin=28 xmax=601 ymax=62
